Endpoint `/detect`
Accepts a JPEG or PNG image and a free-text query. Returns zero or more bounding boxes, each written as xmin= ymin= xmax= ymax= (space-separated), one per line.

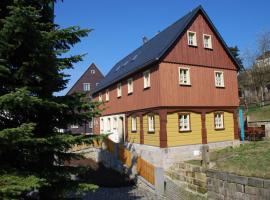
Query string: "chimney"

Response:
xmin=142 ymin=36 xmax=148 ymax=44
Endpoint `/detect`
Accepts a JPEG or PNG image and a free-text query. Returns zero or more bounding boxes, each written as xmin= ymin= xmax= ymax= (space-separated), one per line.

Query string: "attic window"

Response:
xmin=91 ymin=70 xmax=95 ymax=74
xmin=123 ymin=60 xmax=129 ymax=66
xmin=83 ymin=83 xmax=90 ymax=91
xmin=203 ymin=34 xmax=212 ymax=49
xmin=187 ymin=31 xmax=197 ymax=46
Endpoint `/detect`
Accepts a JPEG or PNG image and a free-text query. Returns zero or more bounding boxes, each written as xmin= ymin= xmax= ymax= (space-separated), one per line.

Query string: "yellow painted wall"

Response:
xmin=167 ymin=112 xmax=202 ymax=147
xmin=206 ymin=112 xmax=234 ymax=143
xmin=143 ymin=114 xmax=160 ymax=146
xmin=127 ymin=116 xmax=140 ymax=144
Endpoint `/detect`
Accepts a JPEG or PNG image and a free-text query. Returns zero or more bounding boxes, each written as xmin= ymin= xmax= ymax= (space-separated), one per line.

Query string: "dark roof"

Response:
xmin=93 ymin=5 xmax=240 ymax=95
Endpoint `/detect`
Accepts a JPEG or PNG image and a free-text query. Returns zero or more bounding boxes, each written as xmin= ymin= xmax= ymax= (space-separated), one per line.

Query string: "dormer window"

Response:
xmin=215 ymin=71 xmax=224 ymax=87
xmin=83 ymin=83 xmax=90 ymax=91
xmin=117 ymin=83 xmax=122 ymax=98
xmin=143 ymin=70 xmax=151 ymax=89
xmin=187 ymin=31 xmax=197 ymax=46
xmin=179 ymin=67 xmax=191 ymax=85
xmin=203 ymin=34 xmax=212 ymax=49
xmin=105 ymin=89 xmax=109 ymax=101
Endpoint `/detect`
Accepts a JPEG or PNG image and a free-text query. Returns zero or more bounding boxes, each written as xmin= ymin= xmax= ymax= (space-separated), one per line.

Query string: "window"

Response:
xmin=179 ymin=113 xmax=190 ymax=132
xmin=113 ymin=117 xmax=117 ymax=130
xmin=100 ymin=118 xmax=104 ymax=132
xmin=96 ymin=83 xmax=99 ymax=87
xmin=214 ymin=113 xmax=224 ymax=129
xmin=71 ymin=124 xmax=79 ymax=129
xmin=83 ymin=83 xmax=90 ymax=91
xmin=143 ymin=70 xmax=151 ymax=89
xmin=203 ymin=34 xmax=212 ymax=49
xmin=99 ymin=93 xmax=102 ymax=102
xmin=89 ymin=118 xmax=93 ymax=128
xmin=187 ymin=31 xmax=197 ymax=46
xmin=127 ymin=78 xmax=133 ymax=94
xmin=179 ymin=67 xmax=191 ymax=85
xmin=215 ymin=71 xmax=224 ymax=87
xmin=107 ymin=118 xmax=111 ymax=131
xmin=91 ymin=70 xmax=95 ymax=74
xmin=148 ymin=115 xmax=155 ymax=132
xmin=117 ymin=83 xmax=122 ymax=97
xmin=105 ymin=89 xmax=109 ymax=101
xmin=131 ymin=116 xmax=137 ymax=132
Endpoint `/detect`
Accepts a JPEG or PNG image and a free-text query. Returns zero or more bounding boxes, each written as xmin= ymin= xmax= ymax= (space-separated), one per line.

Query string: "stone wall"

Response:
xmin=128 ymin=140 xmax=240 ymax=169
xmin=207 ymin=169 xmax=270 ymax=200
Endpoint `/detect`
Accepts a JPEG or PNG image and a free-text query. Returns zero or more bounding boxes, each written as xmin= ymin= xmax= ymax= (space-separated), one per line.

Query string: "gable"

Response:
xmin=67 ymin=63 xmax=104 ymax=95
xmin=163 ymin=12 xmax=237 ymax=70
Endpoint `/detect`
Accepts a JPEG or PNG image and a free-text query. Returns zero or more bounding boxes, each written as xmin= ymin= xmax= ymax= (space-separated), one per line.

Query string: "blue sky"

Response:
xmin=55 ymin=0 xmax=270 ymax=95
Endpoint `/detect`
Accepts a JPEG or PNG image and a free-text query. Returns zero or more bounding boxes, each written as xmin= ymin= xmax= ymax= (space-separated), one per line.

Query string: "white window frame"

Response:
xmin=214 ymin=113 xmax=224 ymax=129
xmin=179 ymin=113 xmax=190 ymax=132
xmin=148 ymin=115 xmax=155 ymax=132
xmin=117 ymin=83 xmax=122 ymax=98
xmin=214 ymin=71 xmax=225 ymax=87
xmin=143 ymin=70 xmax=151 ymax=89
xmin=91 ymin=70 xmax=95 ymax=74
xmin=83 ymin=83 xmax=90 ymax=91
xmin=107 ymin=118 xmax=111 ymax=132
xmin=71 ymin=124 xmax=79 ymax=129
xmin=99 ymin=93 xmax=102 ymax=102
xmin=203 ymin=34 xmax=212 ymax=49
xmin=105 ymin=89 xmax=109 ymax=101
xmin=179 ymin=67 xmax=191 ymax=85
xmin=100 ymin=118 xmax=104 ymax=132
xmin=127 ymin=78 xmax=133 ymax=94
xmin=187 ymin=31 xmax=197 ymax=46
xmin=131 ymin=116 xmax=137 ymax=132
xmin=113 ymin=117 xmax=117 ymax=130
xmin=96 ymin=83 xmax=99 ymax=87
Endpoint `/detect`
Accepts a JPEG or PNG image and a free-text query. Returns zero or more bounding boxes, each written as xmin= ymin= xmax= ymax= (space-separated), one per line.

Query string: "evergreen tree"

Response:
xmin=229 ymin=46 xmax=244 ymax=70
xmin=0 ymin=1 xmax=101 ymax=199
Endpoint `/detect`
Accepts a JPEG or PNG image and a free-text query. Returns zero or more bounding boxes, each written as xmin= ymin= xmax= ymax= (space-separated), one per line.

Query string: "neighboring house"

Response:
xmin=238 ymin=51 xmax=270 ymax=104
xmin=67 ymin=63 xmax=104 ymax=134
xmin=92 ymin=6 xmax=240 ymax=168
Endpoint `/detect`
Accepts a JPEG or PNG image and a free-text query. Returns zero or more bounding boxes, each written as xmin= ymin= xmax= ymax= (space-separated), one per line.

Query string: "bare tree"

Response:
xmin=243 ymin=30 xmax=270 ymax=105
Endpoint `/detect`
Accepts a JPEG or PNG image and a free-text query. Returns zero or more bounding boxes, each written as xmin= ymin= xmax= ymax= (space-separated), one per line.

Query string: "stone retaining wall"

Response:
xmin=207 ymin=169 xmax=270 ymax=200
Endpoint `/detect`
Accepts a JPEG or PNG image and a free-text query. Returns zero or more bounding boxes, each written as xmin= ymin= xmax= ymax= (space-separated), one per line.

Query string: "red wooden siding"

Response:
xmin=159 ymin=62 xmax=239 ymax=107
xmin=95 ymin=64 xmax=161 ymax=116
xmin=163 ymin=13 xmax=236 ymax=70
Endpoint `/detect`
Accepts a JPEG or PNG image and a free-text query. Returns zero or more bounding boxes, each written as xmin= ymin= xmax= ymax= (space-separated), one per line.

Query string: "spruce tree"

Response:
xmin=0 ymin=0 xmax=101 ymax=199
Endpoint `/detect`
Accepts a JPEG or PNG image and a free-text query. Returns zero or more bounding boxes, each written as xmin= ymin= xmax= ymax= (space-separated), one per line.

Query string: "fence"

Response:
xmin=137 ymin=156 xmax=155 ymax=185
xmin=103 ymin=139 xmax=156 ymax=186
xmin=71 ymin=140 xmax=101 ymax=151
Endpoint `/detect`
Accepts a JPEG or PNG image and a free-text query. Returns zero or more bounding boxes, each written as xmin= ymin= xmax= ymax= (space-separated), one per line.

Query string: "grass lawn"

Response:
xmin=248 ymin=104 xmax=270 ymax=121
xmin=210 ymin=140 xmax=270 ymax=178
xmin=185 ymin=140 xmax=270 ymax=178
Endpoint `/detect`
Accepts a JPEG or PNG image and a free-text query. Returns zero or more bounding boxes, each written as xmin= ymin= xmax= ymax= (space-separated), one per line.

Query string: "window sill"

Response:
xmin=117 ymin=96 xmax=122 ymax=99
xmin=215 ymin=85 xmax=225 ymax=89
xmin=131 ymin=130 xmax=137 ymax=133
xmin=143 ymin=86 xmax=151 ymax=90
xmin=148 ymin=130 xmax=155 ymax=134
xmin=179 ymin=130 xmax=192 ymax=133
xmin=215 ymin=128 xmax=225 ymax=131
xmin=188 ymin=44 xmax=198 ymax=47
xmin=179 ymin=83 xmax=192 ymax=87
xmin=128 ymin=92 xmax=133 ymax=96
xmin=204 ymin=47 xmax=213 ymax=50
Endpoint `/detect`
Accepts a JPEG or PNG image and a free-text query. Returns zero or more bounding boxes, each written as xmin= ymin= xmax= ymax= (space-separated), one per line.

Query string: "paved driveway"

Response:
xmin=83 ymin=186 xmax=165 ymax=200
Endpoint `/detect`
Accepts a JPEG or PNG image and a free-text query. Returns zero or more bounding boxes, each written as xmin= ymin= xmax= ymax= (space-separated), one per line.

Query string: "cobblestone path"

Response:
xmin=83 ymin=186 xmax=165 ymax=200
